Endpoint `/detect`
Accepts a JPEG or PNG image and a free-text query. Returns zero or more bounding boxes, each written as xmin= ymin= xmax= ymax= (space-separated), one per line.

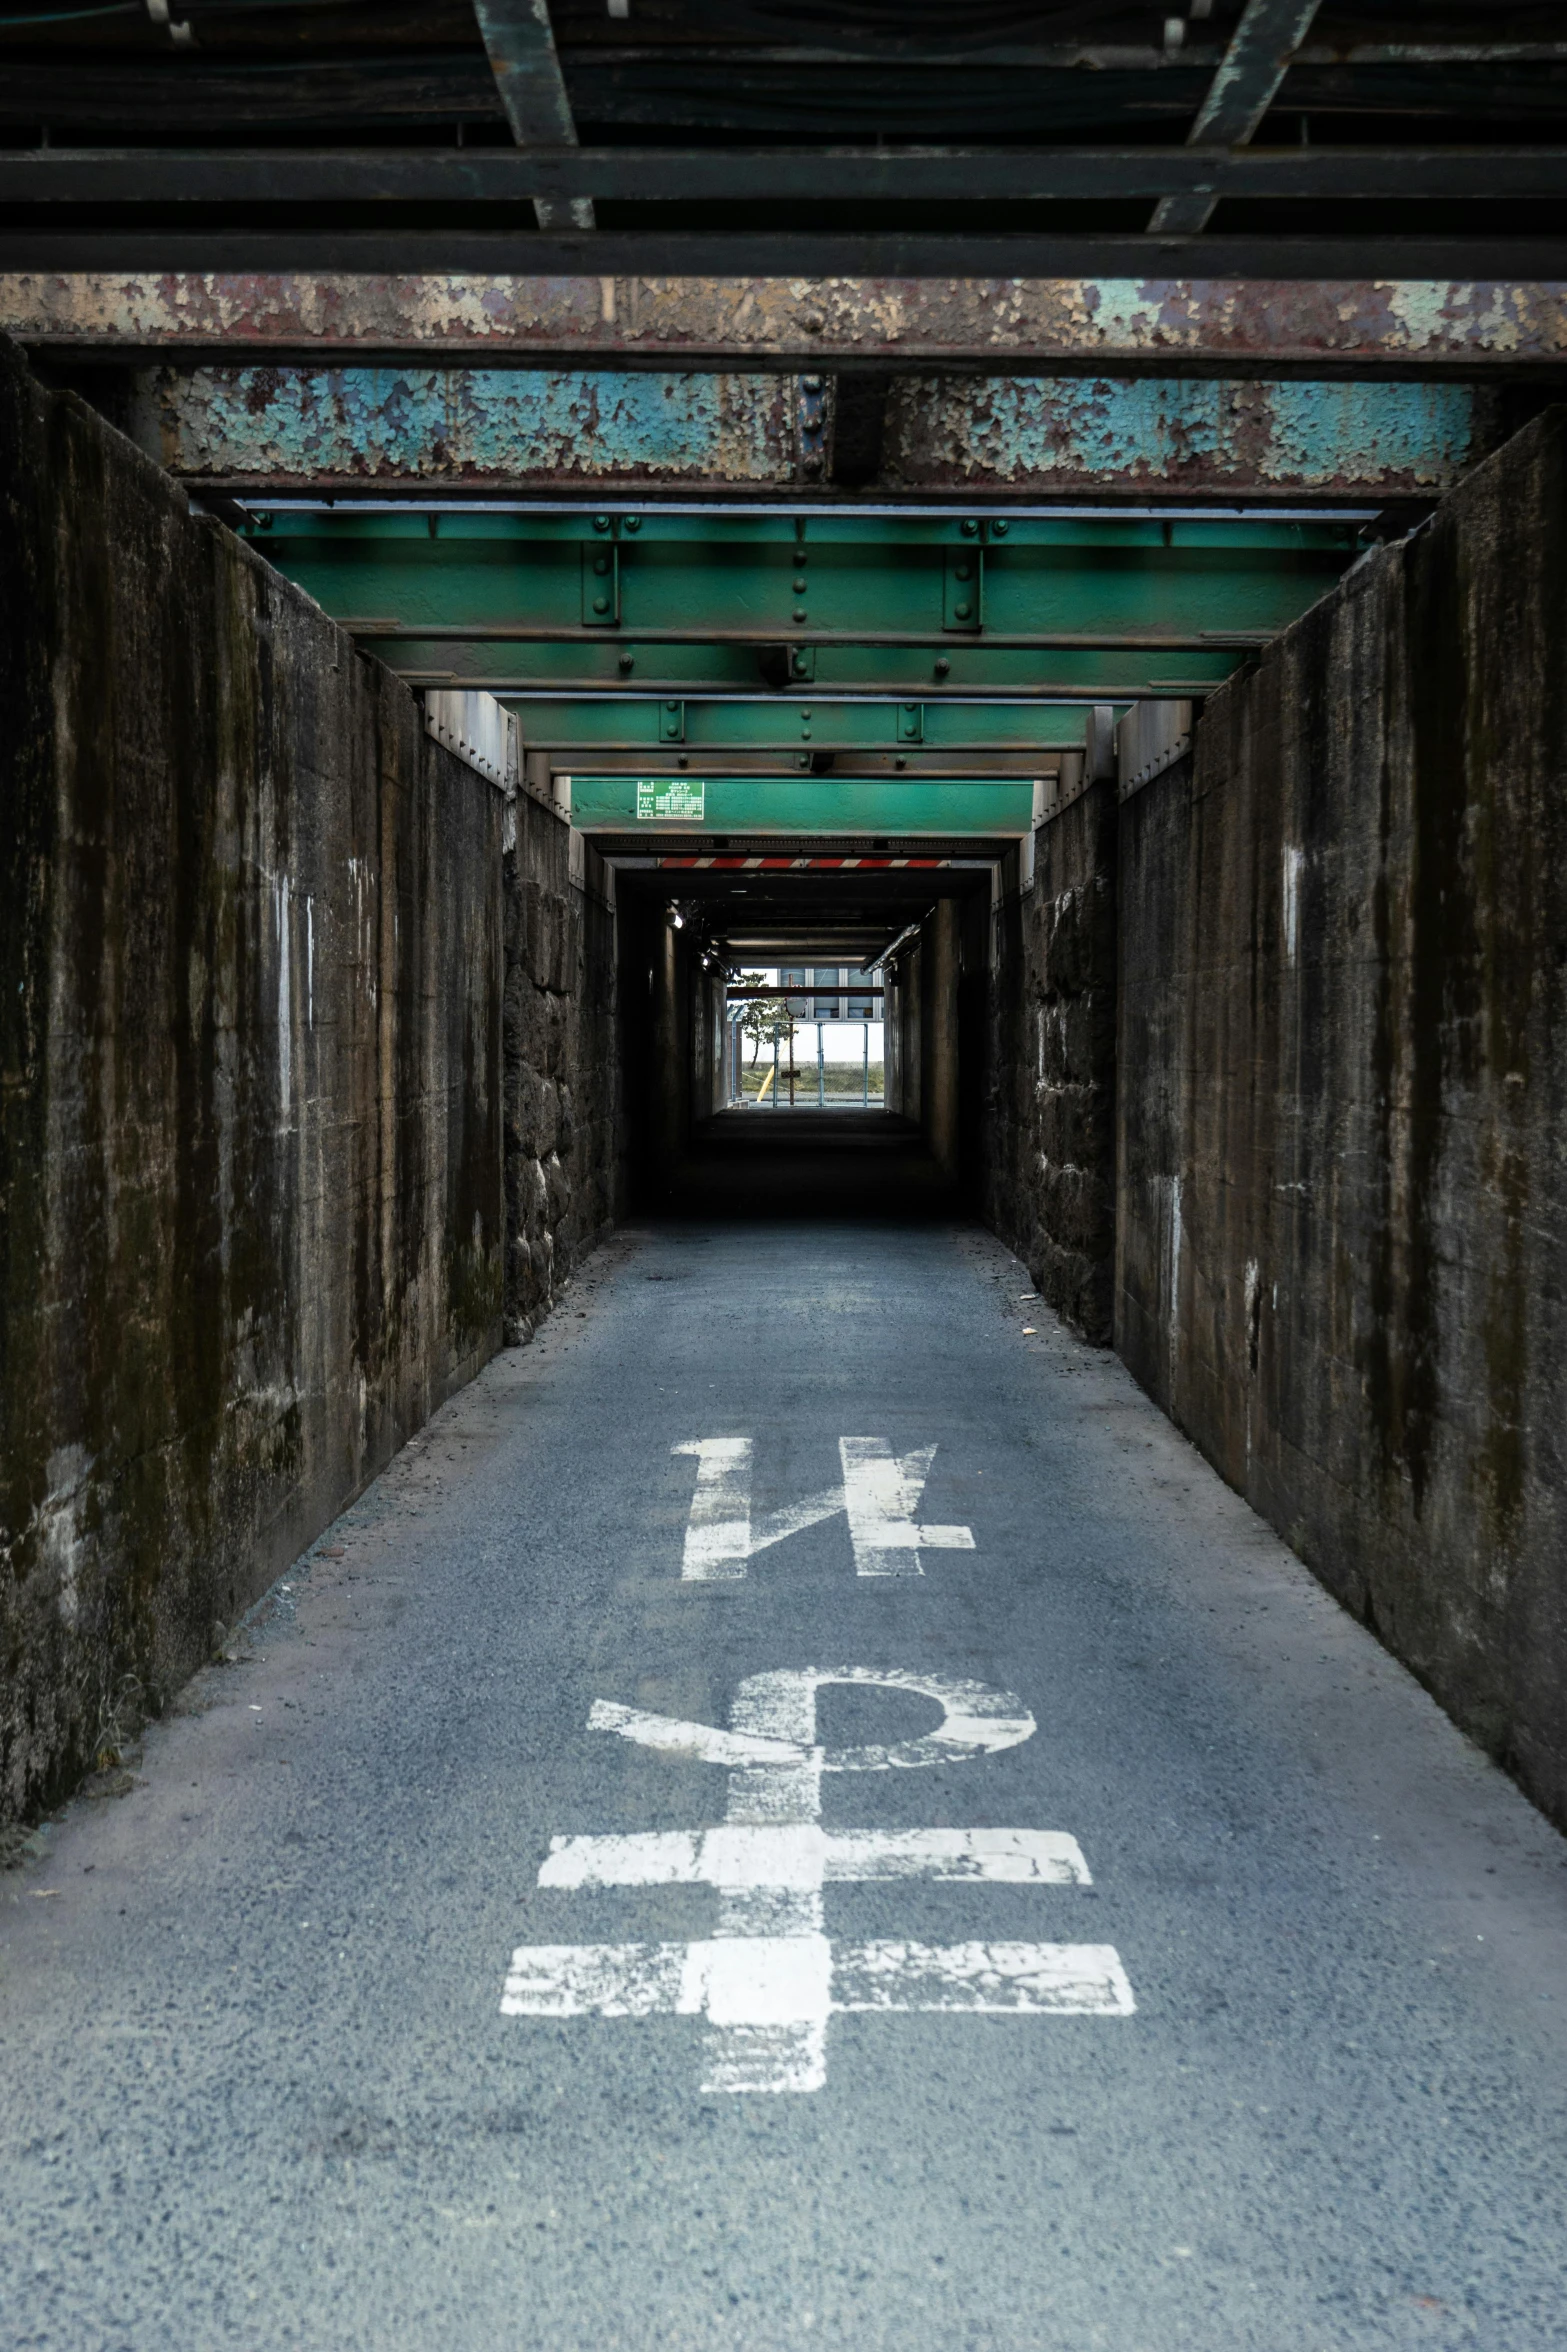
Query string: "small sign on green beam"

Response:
xmin=636 ymin=778 xmax=707 ymax=821
xmin=576 ymin=774 xmax=1035 ymax=837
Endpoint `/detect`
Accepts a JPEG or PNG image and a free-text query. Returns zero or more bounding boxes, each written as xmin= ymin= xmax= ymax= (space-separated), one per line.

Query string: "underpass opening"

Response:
xmin=610 ymin=843 xmax=999 ymax=1219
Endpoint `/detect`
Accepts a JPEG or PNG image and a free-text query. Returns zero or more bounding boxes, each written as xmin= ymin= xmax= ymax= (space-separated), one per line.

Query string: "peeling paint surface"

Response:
xmin=887 ymin=376 xmax=1482 ymax=492
xmin=132 ymin=364 xmax=1484 ymax=493
xmin=5 ymin=274 xmax=1567 ymax=369
xmin=133 ymin=365 xmax=795 ymax=483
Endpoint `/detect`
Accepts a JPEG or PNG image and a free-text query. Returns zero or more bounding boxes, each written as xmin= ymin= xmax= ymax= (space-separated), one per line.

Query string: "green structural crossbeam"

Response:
xmin=398 ymin=647 xmax=1237 ymax=697
xmin=501 ymin=698 xmax=1110 ymax=751
xmin=568 ymin=774 xmax=1036 ymax=837
xmin=238 ymin=507 xmax=1360 ymax=704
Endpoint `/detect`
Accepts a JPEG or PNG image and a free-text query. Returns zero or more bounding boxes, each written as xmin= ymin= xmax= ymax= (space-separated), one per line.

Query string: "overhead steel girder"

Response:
xmin=393 ymin=645 xmax=1237 ymax=698
xmin=568 ymin=775 xmax=1037 ymax=838
xmin=239 ymin=508 xmax=1357 ymax=696
xmin=7 ymin=144 xmax=1567 ymax=208
xmin=501 ymin=699 xmax=1103 ymax=753
xmin=142 ymin=367 xmax=1484 ymax=498
xmin=546 ymin=753 xmax=1066 ymax=775
xmin=12 ymin=236 xmax=1567 ymax=290
xmin=8 ymin=274 xmax=1567 ymax=378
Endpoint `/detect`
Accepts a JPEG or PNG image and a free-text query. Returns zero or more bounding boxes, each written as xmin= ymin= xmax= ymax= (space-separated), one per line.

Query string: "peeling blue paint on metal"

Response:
xmin=1258 ymin=380 xmax=1475 ymax=488
xmin=888 ymin=376 xmax=1479 ymax=492
xmin=134 ymin=366 xmax=794 ymax=483
xmin=141 ymin=364 xmax=1483 ymax=494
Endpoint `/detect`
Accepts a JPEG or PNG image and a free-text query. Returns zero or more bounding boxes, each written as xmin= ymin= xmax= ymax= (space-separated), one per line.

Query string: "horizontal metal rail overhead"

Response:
xmin=550 ymin=757 xmax=1064 ymax=776
xmin=365 ymin=626 xmax=1276 ymax=648
xmin=240 ymin=505 xmax=1355 ymax=703
xmin=11 ymin=234 xmax=1567 ymax=284
xmin=408 ymin=658 xmax=1236 ymax=697
xmin=570 ymin=775 xmax=1036 ymax=836
xmin=10 ymin=274 xmax=1567 ymax=376
xmin=137 ymin=367 xmax=1486 ymax=501
xmin=8 ymin=145 xmax=1567 ymax=207
xmin=505 ymin=702 xmax=1097 ymax=752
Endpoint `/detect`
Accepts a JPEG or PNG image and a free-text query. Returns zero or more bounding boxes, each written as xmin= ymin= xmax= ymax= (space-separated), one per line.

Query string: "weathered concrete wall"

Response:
xmin=0 ymin=336 xmax=504 ymax=1826
xmin=503 ymin=793 xmax=620 ymax=1339
xmin=1116 ymin=410 xmax=1567 ymax=1827
xmin=987 ymin=782 xmax=1119 ymax=1342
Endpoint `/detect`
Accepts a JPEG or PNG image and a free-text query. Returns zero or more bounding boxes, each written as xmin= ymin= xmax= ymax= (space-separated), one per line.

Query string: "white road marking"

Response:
xmin=597 ymin=1667 xmax=1036 ymax=1773
xmin=586 ymin=1698 xmax=800 ymax=1769
xmin=673 ymin=1439 xmax=974 ymax=1580
xmin=840 ymin=1438 xmax=973 ymax=1576
xmin=672 ymin=1437 xmax=752 ymax=1579
xmin=539 ymin=1825 xmax=1091 ymax=1890
xmin=501 ymin=1937 xmax=1130 ymax=2028
xmin=831 ymin=1941 xmax=1136 ymax=2014
xmin=502 ymin=1668 xmax=1132 ymax=2092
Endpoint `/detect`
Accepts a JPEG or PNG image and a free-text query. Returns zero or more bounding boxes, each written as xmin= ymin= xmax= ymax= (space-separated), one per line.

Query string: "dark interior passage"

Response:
xmin=678 ymin=1110 xmax=946 ymax=1219
xmin=614 ymin=857 xmax=995 ymax=1218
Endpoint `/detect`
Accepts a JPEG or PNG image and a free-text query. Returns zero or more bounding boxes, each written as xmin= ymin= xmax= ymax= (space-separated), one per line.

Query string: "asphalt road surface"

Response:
xmin=4 ymin=1221 xmax=1566 ymax=2352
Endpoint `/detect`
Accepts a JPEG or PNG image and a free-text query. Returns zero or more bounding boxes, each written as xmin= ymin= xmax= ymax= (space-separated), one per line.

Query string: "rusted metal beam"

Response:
xmin=878 ymin=375 xmax=1486 ymax=497
xmin=1152 ymin=0 xmax=1324 ymax=237
xmin=129 ymin=366 xmax=800 ymax=488
xmin=471 ymin=0 xmax=593 ymax=231
xmin=9 ymin=274 xmax=1567 ymax=377
xmin=125 ymin=365 xmax=1486 ymax=498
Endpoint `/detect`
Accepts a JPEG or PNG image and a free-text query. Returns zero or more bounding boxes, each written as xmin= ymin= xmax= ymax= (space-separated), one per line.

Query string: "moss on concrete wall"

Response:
xmin=0 ymin=336 xmax=504 ymax=1826
xmin=1116 ymin=409 xmax=1567 ymax=1828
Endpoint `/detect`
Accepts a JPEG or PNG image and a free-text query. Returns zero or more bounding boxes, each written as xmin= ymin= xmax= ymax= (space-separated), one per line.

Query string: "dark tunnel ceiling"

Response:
xmin=6 ymin=2 xmax=1567 ymax=273
xmin=619 ymin=862 xmax=990 ymax=966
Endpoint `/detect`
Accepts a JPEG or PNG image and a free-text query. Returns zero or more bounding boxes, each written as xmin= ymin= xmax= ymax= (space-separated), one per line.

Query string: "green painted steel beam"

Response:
xmin=501 ymin=697 xmax=1105 ymax=750
xmin=569 ymin=775 xmax=1035 ymax=837
xmin=239 ymin=508 xmax=1357 ymax=697
xmin=396 ymin=645 xmax=1236 ymax=698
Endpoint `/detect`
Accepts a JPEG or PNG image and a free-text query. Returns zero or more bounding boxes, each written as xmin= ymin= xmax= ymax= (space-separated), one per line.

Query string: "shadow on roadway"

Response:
xmin=665 ymin=1106 xmax=955 ymax=1218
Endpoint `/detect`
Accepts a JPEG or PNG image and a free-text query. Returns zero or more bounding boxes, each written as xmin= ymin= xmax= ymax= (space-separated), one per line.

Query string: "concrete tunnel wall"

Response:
xmin=0 ymin=335 xmax=509 ymax=1825
xmin=0 ymin=337 xmax=626 ymax=1828
xmin=989 ymin=407 xmax=1567 ymax=1833
xmin=503 ymin=789 xmax=623 ymax=1344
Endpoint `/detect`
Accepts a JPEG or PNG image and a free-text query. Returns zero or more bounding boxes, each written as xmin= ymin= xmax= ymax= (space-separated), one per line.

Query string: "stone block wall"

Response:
xmin=503 ymin=792 xmax=620 ymax=1339
xmin=1116 ymin=411 xmax=1567 ymax=1827
xmin=0 ymin=338 xmax=504 ymax=1825
xmin=986 ymin=780 xmax=1119 ymax=1342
